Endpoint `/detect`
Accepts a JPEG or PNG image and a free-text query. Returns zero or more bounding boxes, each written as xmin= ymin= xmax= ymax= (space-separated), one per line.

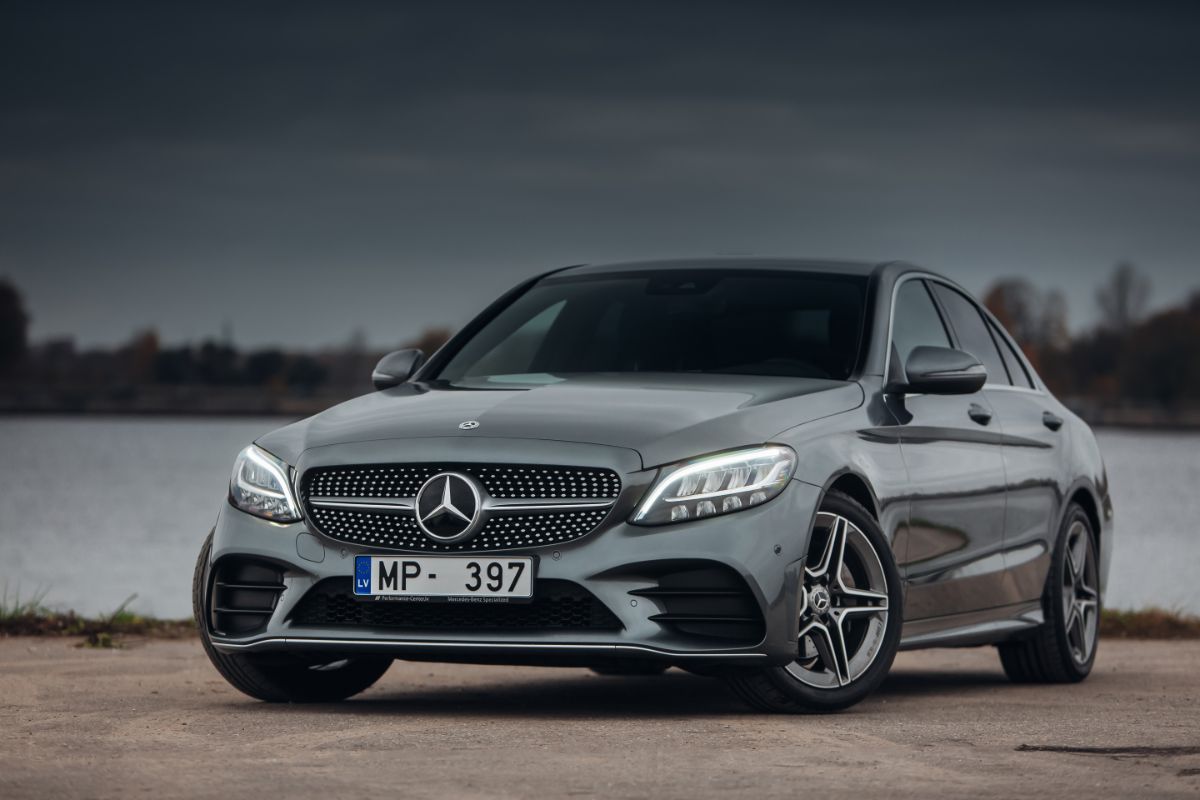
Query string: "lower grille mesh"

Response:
xmin=291 ymin=578 xmax=622 ymax=631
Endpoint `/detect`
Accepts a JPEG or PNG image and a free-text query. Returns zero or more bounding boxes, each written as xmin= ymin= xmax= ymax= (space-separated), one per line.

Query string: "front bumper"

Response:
xmin=204 ymin=473 xmax=820 ymax=668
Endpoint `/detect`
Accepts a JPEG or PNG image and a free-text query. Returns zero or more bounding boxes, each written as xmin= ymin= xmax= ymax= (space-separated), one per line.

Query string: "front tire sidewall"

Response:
xmin=763 ymin=491 xmax=903 ymax=711
xmin=192 ymin=531 xmax=391 ymax=702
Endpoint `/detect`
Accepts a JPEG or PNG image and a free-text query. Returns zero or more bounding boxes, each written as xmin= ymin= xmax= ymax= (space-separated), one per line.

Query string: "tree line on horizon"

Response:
xmin=0 ymin=264 xmax=1197 ymax=409
xmin=984 ymin=262 xmax=1200 ymax=409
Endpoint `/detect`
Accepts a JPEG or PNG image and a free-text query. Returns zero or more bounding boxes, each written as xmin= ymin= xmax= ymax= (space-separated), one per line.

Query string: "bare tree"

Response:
xmin=983 ymin=279 xmax=1041 ymax=345
xmin=983 ymin=278 xmax=1069 ymax=350
xmin=0 ymin=278 xmax=30 ymax=373
xmin=1096 ymin=261 xmax=1150 ymax=332
xmin=1039 ymin=289 xmax=1071 ymax=350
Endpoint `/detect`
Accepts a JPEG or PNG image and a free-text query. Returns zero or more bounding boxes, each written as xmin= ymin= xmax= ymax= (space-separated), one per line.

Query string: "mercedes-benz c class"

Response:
xmin=195 ymin=258 xmax=1112 ymax=712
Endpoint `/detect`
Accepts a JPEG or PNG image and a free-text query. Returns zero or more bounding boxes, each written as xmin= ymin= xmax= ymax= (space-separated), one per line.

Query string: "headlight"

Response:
xmin=228 ymin=445 xmax=302 ymax=523
xmin=631 ymin=445 xmax=796 ymax=526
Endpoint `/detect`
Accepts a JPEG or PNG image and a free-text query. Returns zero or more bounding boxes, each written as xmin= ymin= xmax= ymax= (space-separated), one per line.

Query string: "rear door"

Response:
xmin=982 ymin=315 xmax=1065 ymax=604
xmin=890 ymin=279 xmax=1010 ymax=619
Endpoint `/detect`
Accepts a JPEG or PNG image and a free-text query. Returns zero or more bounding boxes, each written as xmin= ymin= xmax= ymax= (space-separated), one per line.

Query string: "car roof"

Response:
xmin=555 ymin=257 xmax=954 ymax=286
xmin=558 ymin=257 xmax=885 ymax=277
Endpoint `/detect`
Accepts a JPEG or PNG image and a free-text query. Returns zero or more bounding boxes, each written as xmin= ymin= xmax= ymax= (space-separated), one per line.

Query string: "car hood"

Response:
xmin=258 ymin=373 xmax=864 ymax=469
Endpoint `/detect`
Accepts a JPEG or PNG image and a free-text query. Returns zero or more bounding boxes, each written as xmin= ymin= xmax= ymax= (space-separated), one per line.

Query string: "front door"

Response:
xmin=889 ymin=279 xmax=1011 ymax=619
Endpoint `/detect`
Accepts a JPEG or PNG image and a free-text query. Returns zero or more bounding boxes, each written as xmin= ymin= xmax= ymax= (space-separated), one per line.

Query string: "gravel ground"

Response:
xmin=2 ymin=637 xmax=1198 ymax=799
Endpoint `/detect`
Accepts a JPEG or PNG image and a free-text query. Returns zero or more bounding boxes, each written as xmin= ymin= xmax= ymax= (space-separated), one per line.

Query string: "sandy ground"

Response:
xmin=1 ymin=637 xmax=1198 ymax=799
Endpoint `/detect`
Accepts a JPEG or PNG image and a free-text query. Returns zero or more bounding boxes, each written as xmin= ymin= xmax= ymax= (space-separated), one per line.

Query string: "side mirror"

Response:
xmin=371 ymin=349 xmax=426 ymax=390
xmin=890 ymin=346 xmax=986 ymax=395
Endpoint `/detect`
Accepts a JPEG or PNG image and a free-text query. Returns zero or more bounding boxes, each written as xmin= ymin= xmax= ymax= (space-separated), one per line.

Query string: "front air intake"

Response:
xmin=632 ymin=562 xmax=765 ymax=645
xmin=208 ymin=559 xmax=285 ymax=636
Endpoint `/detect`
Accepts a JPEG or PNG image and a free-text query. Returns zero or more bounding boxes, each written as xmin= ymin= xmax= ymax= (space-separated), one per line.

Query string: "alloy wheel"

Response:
xmin=786 ymin=511 xmax=890 ymax=689
xmin=1062 ymin=520 xmax=1099 ymax=665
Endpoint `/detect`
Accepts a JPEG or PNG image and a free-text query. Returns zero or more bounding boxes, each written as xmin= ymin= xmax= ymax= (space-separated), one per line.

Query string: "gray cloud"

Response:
xmin=2 ymin=1 xmax=1199 ymax=347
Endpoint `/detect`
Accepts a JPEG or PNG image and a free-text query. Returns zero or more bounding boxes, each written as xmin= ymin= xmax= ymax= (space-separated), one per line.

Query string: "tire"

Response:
xmin=193 ymin=532 xmax=392 ymax=702
xmin=725 ymin=490 xmax=903 ymax=713
xmin=589 ymin=663 xmax=671 ymax=677
xmin=998 ymin=504 xmax=1099 ymax=683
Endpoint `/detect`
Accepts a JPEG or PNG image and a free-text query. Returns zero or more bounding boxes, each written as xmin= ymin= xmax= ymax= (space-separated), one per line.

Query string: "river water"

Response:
xmin=0 ymin=416 xmax=1195 ymax=617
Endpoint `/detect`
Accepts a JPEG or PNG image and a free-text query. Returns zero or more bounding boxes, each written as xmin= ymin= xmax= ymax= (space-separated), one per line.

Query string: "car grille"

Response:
xmin=300 ymin=463 xmax=622 ymax=552
xmin=290 ymin=578 xmax=623 ymax=631
xmin=631 ymin=562 xmax=765 ymax=645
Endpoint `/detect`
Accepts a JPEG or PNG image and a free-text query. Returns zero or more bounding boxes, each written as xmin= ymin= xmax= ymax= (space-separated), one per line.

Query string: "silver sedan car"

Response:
xmin=195 ymin=258 xmax=1111 ymax=712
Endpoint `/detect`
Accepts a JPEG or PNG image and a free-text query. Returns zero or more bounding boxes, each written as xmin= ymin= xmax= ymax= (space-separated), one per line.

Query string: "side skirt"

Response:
xmin=899 ymin=601 xmax=1043 ymax=650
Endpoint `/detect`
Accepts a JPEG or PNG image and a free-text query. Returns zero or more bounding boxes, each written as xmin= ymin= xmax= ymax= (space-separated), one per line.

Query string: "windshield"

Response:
xmin=435 ymin=269 xmax=867 ymax=385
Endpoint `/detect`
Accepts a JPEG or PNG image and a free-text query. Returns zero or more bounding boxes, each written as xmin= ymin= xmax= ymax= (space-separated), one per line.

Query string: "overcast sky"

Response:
xmin=2 ymin=2 xmax=1199 ymax=349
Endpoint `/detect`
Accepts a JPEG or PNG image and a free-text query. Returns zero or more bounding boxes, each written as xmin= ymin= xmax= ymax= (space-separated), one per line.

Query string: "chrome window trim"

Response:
xmin=883 ymin=272 xmax=1047 ymax=395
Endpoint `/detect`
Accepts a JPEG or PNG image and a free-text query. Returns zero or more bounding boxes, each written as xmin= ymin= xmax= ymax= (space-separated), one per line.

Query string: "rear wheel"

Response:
xmin=998 ymin=505 xmax=1099 ymax=683
xmin=725 ymin=490 xmax=902 ymax=713
xmin=193 ymin=532 xmax=392 ymax=702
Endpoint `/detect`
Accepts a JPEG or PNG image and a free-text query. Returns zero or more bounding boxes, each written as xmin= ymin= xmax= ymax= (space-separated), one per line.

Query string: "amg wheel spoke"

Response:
xmin=809 ymin=621 xmax=851 ymax=687
xmin=1066 ymin=531 xmax=1085 ymax=583
xmin=1069 ymin=600 xmax=1092 ymax=661
xmin=805 ymin=515 xmax=845 ymax=580
xmin=836 ymin=583 xmax=889 ymax=608
xmin=833 ymin=605 xmax=886 ymax=623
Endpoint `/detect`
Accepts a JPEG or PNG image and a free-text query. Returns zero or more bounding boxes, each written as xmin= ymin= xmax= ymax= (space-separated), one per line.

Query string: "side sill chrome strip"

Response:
xmin=307 ymin=497 xmax=616 ymax=513
xmin=209 ymin=636 xmax=767 ymax=658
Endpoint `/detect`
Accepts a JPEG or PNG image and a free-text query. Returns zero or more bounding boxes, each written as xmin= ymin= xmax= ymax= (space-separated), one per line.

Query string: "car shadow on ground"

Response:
xmin=222 ymin=665 xmax=1015 ymax=719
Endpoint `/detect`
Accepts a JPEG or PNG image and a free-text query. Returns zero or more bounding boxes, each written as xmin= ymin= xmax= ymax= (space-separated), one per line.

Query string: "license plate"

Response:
xmin=353 ymin=555 xmax=534 ymax=601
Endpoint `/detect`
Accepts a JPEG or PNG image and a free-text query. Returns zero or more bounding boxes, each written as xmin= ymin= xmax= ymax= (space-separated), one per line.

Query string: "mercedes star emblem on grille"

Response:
xmin=414 ymin=472 xmax=484 ymax=542
xmin=458 ymin=420 xmax=480 ymax=430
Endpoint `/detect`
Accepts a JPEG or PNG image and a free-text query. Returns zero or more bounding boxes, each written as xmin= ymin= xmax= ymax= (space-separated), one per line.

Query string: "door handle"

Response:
xmin=1042 ymin=411 xmax=1064 ymax=431
xmin=968 ymin=403 xmax=993 ymax=426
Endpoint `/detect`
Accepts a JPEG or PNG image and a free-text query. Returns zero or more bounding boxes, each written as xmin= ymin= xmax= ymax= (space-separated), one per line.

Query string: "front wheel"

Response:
xmin=997 ymin=504 xmax=1099 ymax=683
xmin=725 ymin=490 xmax=903 ymax=713
xmin=193 ymin=532 xmax=392 ymax=702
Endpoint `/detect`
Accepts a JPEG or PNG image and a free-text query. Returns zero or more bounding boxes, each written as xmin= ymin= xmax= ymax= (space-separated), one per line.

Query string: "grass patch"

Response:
xmin=1 ymin=589 xmax=194 ymax=647
xmin=1100 ymin=607 xmax=1200 ymax=640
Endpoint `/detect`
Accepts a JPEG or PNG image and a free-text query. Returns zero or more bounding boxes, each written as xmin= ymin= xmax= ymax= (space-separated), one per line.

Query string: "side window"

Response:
xmin=891 ymin=279 xmax=952 ymax=367
xmin=988 ymin=319 xmax=1035 ymax=389
xmin=929 ymin=284 xmax=1011 ymax=386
